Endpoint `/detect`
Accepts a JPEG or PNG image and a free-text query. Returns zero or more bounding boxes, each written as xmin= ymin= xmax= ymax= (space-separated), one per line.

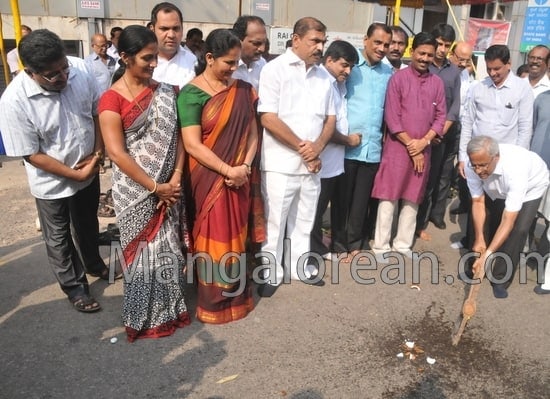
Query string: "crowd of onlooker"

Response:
xmin=1 ymin=1 xmax=549 ymax=343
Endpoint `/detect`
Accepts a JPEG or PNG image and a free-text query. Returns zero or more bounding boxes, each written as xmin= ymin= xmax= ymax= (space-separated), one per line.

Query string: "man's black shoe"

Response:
xmin=257 ymin=283 xmax=278 ymax=298
xmin=430 ymin=218 xmax=446 ymax=230
xmin=450 ymin=206 xmax=468 ymax=215
xmin=305 ymin=276 xmax=326 ymax=287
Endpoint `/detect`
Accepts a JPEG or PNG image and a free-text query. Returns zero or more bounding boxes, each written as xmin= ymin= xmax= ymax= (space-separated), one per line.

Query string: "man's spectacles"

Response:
xmin=451 ymin=53 xmax=471 ymax=64
xmin=468 ymin=156 xmax=495 ymax=171
xmin=93 ymin=43 xmax=109 ymax=49
xmin=36 ymin=65 xmax=70 ymax=83
xmin=528 ymin=55 xmax=546 ymax=63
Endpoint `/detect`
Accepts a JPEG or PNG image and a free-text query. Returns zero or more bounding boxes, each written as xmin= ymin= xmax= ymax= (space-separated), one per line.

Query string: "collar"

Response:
xmin=22 ymin=68 xmax=74 ymax=98
xmin=527 ymin=73 xmax=550 ymax=88
xmin=409 ymin=66 xmax=431 ymax=79
xmin=431 ymin=58 xmax=451 ymax=69
xmin=490 ymin=156 xmax=503 ymax=178
xmin=357 ymin=49 xmax=382 ymax=69
xmin=490 ymin=72 xmax=514 ymax=89
xmin=286 ymin=48 xmax=319 ymax=71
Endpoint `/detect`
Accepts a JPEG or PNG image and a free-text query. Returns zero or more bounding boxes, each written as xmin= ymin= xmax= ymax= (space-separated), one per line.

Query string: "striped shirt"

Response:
xmin=0 ymin=67 xmax=99 ymax=199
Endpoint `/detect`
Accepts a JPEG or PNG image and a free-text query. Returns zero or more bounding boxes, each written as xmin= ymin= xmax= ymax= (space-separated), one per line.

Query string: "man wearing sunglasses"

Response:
xmin=0 ymin=29 xmax=116 ymax=313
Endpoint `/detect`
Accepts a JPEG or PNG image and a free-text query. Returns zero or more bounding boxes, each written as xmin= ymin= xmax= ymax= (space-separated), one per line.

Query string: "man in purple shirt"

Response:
xmin=371 ymin=32 xmax=446 ymax=260
xmin=416 ymin=24 xmax=462 ymax=240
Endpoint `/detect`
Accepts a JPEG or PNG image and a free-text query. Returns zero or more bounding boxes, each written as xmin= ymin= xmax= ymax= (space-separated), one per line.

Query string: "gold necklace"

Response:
xmin=122 ymin=74 xmax=145 ymax=112
xmin=121 ymin=74 xmax=159 ymax=125
xmin=202 ymin=74 xmax=226 ymax=94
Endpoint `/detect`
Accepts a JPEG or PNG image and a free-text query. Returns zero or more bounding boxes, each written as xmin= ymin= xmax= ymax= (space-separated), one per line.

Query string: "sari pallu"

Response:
xmin=111 ymin=83 xmax=190 ymax=341
xmin=190 ymin=80 xmax=258 ymax=324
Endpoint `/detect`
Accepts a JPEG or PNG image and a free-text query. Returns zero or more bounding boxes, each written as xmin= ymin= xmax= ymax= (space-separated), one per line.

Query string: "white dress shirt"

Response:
xmin=0 ymin=67 xmax=99 ymax=199
xmin=153 ymin=45 xmax=197 ymax=90
xmin=459 ymin=73 xmax=534 ymax=163
xmin=523 ymin=74 xmax=550 ymax=99
xmin=466 ymin=144 xmax=549 ymax=212
xmin=232 ymin=57 xmax=266 ymax=91
xmin=258 ymin=48 xmax=335 ymax=175
xmin=318 ymin=65 xmax=348 ymax=179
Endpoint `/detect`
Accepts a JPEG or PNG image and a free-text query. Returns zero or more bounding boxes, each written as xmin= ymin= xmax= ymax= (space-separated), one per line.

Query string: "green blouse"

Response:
xmin=177 ymin=84 xmax=211 ymax=128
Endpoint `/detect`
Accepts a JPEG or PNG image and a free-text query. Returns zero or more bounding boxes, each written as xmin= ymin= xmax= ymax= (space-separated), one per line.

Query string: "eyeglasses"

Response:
xmin=93 ymin=43 xmax=109 ymax=49
xmin=468 ymin=156 xmax=495 ymax=171
xmin=451 ymin=53 xmax=471 ymax=64
xmin=528 ymin=55 xmax=546 ymax=63
xmin=37 ymin=65 xmax=70 ymax=83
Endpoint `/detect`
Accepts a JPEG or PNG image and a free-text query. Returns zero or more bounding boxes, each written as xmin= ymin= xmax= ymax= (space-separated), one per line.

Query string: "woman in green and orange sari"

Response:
xmin=178 ymin=29 xmax=262 ymax=324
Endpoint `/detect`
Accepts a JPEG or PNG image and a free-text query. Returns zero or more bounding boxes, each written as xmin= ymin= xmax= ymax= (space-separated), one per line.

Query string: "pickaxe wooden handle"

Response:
xmin=452 ymin=266 xmax=486 ymax=346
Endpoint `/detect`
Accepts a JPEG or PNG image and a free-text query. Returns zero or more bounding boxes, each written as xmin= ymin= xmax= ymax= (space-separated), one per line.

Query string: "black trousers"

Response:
xmin=35 ymin=175 xmax=105 ymax=299
xmin=343 ymin=159 xmax=379 ymax=252
xmin=311 ymin=173 xmax=347 ymax=255
xmin=417 ymin=124 xmax=460 ymax=230
xmin=480 ymin=197 xmax=541 ymax=287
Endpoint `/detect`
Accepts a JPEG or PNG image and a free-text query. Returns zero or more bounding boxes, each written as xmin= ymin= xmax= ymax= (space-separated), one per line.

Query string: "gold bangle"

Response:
xmin=148 ymin=179 xmax=158 ymax=194
xmin=219 ymin=161 xmax=226 ymax=176
xmin=174 ymin=168 xmax=183 ymax=174
xmin=242 ymin=162 xmax=251 ymax=172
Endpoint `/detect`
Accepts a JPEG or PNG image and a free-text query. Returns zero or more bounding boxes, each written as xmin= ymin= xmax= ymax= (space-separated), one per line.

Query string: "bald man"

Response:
xmin=85 ymin=33 xmax=116 ymax=93
xmin=449 ymin=41 xmax=477 ymax=216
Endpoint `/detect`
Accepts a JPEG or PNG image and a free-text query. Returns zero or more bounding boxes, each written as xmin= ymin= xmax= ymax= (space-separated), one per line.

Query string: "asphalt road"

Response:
xmin=0 ymin=157 xmax=548 ymax=399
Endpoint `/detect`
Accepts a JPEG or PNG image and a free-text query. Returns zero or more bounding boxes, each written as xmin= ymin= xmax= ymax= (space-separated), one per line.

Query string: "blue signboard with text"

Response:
xmin=520 ymin=0 xmax=550 ymax=52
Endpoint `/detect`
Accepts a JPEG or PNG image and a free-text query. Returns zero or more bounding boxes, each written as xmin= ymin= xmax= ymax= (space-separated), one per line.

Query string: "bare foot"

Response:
xmin=417 ymin=230 xmax=431 ymax=241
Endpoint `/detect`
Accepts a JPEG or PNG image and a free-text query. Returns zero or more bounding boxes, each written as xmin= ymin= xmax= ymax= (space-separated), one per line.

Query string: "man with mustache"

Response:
xmin=341 ymin=22 xmax=392 ymax=262
xmin=458 ymin=45 xmax=534 ymax=252
xmin=149 ymin=2 xmax=196 ymax=89
xmin=524 ymin=45 xmax=550 ymax=98
xmin=371 ymin=32 xmax=446 ymax=261
xmin=257 ymin=17 xmax=335 ymax=295
xmin=232 ymin=15 xmax=267 ymax=91
xmin=416 ymin=23 xmax=462 ymax=241
xmin=384 ymin=25 xmax=409 ymax=72
xmin=0 ymin=30 xmax=114 ymax=312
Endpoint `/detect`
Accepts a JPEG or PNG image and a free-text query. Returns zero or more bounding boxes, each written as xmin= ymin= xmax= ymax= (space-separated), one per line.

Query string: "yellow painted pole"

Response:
xmin=0 ymin=13 xmax=12 ymax=85
xmin=10 ymin=0 xmax=23 ymax=70
xmin=393 ymin=0 xmax=402 ymax=26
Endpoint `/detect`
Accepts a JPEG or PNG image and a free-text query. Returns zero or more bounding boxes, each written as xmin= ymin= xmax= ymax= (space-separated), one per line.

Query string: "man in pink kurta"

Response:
xmin=372 ymin=32 xmax=446 ymax=259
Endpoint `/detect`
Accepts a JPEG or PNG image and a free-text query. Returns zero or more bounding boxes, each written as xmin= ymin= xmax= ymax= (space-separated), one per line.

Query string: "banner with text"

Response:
xmin=466 ymin=18 xmax=511 ymax=53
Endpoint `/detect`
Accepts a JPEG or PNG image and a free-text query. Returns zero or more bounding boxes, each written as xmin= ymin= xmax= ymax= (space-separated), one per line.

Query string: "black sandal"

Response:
xmin=70 ymin=294 xmax=101 ymax=313
xmin=88 ymin=267 xmax=122 ymax=281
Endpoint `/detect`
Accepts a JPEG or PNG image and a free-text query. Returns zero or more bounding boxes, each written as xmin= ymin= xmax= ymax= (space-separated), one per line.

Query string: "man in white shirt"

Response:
xmin=257 ymin=17 xmax=335 ymax=294
xmin=149 ymin=2 xmax=196 ymax=89
xmin=106 ymin=26 xmax=122 ymax=62
xmin=0 ymin=30 xmax=115 ymax=313
xmin=524 ymin=45 xmax=550 ymax=98
xmin=6 ymin=25 xmax=32 ymax=77
xmin=465 ymin=136 xmax=548 ymax=298
xmin=458 ymin=45 xmax=534 ymax=251
xmin=311 ymin=40 xmax=361 ymax=261
xmin=382 ymin=25 xmax=409 ymax=73
xmin=183 ymin=28 xmax=203 ymax=57
xmin=449 ymin=41 xmax=476 ymax=215
xmin=85 ymin=33 xmax=116 ymax=94
xmin=231 ymin=15 xmax=267 ymax=91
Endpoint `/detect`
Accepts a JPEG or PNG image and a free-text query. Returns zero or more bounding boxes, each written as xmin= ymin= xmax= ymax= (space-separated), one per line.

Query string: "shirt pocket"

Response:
xmin=499 ymin=105 xmax=516 ymax=126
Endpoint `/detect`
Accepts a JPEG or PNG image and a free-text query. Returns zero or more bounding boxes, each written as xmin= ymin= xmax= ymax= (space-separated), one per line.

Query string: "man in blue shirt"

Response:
xmin=342 ymin=22 xmax=392 ymax=261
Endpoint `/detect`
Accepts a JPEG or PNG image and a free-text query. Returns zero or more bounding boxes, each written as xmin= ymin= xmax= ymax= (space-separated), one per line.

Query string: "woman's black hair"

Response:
xmin=195 ymin=29 xmax=241 ymax=75
xmin=112 ymin=25 xmax=157 ymax=83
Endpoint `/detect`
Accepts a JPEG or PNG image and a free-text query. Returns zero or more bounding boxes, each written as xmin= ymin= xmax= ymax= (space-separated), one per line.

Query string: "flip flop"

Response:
xmin=70 ymin=294 xmax=101 ymax=313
